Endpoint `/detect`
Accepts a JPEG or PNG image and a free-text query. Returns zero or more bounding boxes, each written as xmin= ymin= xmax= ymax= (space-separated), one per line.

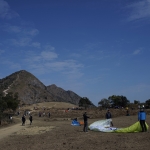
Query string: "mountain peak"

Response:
xmin=0 ymin=70 xmax=81 ymax=105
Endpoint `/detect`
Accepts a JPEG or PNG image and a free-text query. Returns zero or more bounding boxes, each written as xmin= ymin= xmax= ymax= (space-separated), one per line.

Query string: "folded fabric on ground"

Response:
xmin=89 ymin=119 xmax=117 ymax=132
xmin=114 ymin=121 xmax=149 ymax=133
xmin=71 ymin=120 xmax=80 ymax=126
xmin=89 ymin=119 xmax=149 ymax=133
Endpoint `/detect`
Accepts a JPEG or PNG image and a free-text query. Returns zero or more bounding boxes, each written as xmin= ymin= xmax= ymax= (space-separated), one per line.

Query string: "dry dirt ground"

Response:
xmin=0 ymin=102 xmax=150 ymax=150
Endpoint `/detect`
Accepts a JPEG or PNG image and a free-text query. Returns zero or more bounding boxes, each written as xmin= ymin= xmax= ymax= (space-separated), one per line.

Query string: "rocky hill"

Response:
xmin=0 ymin=70 xmax=81 ymax=105
xmin=47 ymin=84 xmax=81 ymax=105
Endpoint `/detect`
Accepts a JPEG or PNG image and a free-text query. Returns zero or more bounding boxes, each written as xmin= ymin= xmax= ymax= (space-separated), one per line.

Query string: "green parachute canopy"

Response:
xmin=114 ymin=121 xmax=149 ymax=133
xmin=89 ymin=119 xmax=149 ymax=133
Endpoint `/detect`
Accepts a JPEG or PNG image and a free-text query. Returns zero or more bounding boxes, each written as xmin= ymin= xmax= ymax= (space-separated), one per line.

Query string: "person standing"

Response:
xmin=126 ymin=109 xmax=130 ymax=116
xmin=83 ymin=112 xmax=90 ymax=132
xmin=9 ymin=115 xmax=13 ymax=123
xmin=22 ymin=115 xmax=26 ymax=126
xmin=105 ymin=110 xmax=113 ymax=126
xmin=138 ymin=108 xmax=147 ymax=132
xmin=48 ymin=112 xmax=51 ymax=118
xmin=29 ymin=115 xmax=33 ymax=125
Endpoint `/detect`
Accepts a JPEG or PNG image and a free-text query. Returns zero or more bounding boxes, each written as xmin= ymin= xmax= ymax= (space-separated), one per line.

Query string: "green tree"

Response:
xmin=145 ymin=99 xmax=150 ymax=108
xmin=0 ymin=92 xmax=7 ymax=113
xmin=0 ymin=99 xmax=7 ymax=113
xmin=79 ymin=97 xmax=93 ymax=109
xmin=3 ymin=92 xmax=20 ymax=112
xmin=0 ymin=92 xmax=7 ymax=125
xmin=0 ymin=91 xmax=20 ymax=125
xmin=98 ymin=98 xmax=111 ymax=108
xmin=134 ymin=100 xmax=140 ymax=104
xmin=108 ymin=95 xmax=130 ymax=108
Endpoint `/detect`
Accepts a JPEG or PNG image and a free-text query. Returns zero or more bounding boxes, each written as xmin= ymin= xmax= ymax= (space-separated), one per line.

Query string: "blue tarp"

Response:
xmin=71 ymin=120 xmax=80 ymax=126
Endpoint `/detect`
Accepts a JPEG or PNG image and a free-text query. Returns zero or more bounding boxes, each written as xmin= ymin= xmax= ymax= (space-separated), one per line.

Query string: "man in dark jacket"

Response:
xmin=138 ymin=108 xmax=147 ymax=132
xmin=22 ymin=115 xmax=26 ymax=126
xmin=29 ymin=115 xmax=33 ymax=125
xmin=105 ymin=110 xmax=113 ymax=126
xmin=48 ymin=112 xmax=51 ymax=118
xmin=83 ymin=112 xmax=90 ymax=132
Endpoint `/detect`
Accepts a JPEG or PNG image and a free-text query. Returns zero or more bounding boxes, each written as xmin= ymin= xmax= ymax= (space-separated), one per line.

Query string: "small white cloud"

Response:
xmin=24 ymin=29 xmax=39 ymax=36
xmin=31 ymin=42 xmax=41 ymax=48
xmin=3 ymin=24 xmax=22 ymax=33
xmin=24 ymin=49 xmax=58 ymax=63
xmin=8 ymin=37 xmax=40 ymax=48
xmin=1 ymin=24 xmax=39 ymax=38
xmin=133 ymin=49 xmax=141 ymax=55
xmin=44 ymin=60 xmax=83 ymax=71
xmin=41 ymin=51 xmax=58 ymax=60
xmin=70 ymin=53 xmax=81 ymax=58
xmin=44 ymin=45 xmax=55 ymax=51
xmin=2 ymin=60 xmax=21 ymax=69
xmin=127 ymin=0 xmax=150 ymax=21
xmin=28 ymin=56 xmax=41 ymax=62
xmin=9 ymin=38 xmax=32 ymax=47
xmin=44 ymin=61 xmax=68 ymax=71
xmin=24 ymin=49 xmax=84 ymax=79
xmin=0 ymin=0 xmax=19 ymax=19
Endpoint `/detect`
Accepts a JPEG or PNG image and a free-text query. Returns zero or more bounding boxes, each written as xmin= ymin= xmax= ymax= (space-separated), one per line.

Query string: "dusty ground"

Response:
xmin=0 ymin=102 xmax=150 ymax=150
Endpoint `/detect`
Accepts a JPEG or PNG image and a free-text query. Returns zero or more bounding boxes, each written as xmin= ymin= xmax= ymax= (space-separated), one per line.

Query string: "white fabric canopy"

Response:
xmin=89 ymin=119 xmax=117 ymax=132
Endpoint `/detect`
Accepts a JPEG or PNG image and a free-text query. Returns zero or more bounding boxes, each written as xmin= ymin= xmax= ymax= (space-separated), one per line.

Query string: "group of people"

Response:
xmin=83 ymin=107 xmax=147 ymax=132
xmin=22 ymin=111 xmax=51 ymax=126
xmin=39 ymin=112 xmax=51 ymax=117
xmin=83 ymin=109 xmax=114 ymax=132
xmin=22 ymin=114 xmax=33 ymax=126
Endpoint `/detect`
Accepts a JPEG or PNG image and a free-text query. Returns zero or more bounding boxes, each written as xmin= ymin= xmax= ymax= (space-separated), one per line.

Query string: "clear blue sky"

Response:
xmin=0 ymin=0 xmax=150 ymax=105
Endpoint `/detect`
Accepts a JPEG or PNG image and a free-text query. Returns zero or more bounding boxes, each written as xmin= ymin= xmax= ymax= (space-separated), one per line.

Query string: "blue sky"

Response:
xmin=0 ymin=0 xmax=150 ymax=105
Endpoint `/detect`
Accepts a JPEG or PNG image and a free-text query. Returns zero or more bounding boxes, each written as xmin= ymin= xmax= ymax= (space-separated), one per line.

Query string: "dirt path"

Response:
xmin=0 ymin=123 xmax=26 ymax=140
xmin=0 ymin=116 xmax=32 ymax=140
xmin=0 ymin=117 xmax=55 ymax=141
